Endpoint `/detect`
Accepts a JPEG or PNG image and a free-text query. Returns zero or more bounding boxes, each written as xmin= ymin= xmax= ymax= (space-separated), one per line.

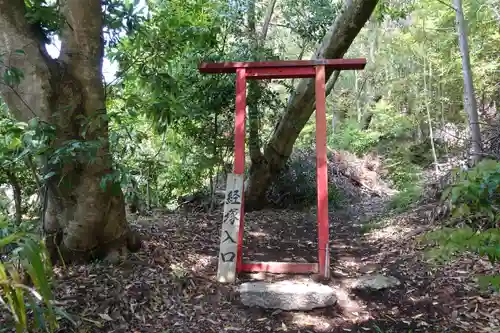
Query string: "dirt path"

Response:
xmin=44 ymin=197 xmax=499 ymax=333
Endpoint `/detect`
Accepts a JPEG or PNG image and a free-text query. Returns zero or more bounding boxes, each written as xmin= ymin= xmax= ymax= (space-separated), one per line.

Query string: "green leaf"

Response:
xmin=27 ymin=294 xmax=44 ymax=331
xmin=42 ymin=171 xmax=57 ymax=181
xmin=7 ymin=137 xmax=22 ymax=150
xmin=0 ymin=233 xmax=23 ymax=248
xmin=441 ymin=186 xmax=452 ymax=201
xmin=19 ymin=239 xmax=56 ymax=328
xmin=451 ymin=186 xmax=462 ymax=203
xmin=54 ymin=306 xmax=77 ymax=326
xmin=3 ymin=67 xmax=24 ymax=86
xmin=28 ymin=118 xmax=39 ymax=129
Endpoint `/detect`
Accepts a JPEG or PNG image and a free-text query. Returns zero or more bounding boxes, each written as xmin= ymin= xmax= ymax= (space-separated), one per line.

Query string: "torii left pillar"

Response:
xmin=199 ymin=59 xmax=367 ymax=283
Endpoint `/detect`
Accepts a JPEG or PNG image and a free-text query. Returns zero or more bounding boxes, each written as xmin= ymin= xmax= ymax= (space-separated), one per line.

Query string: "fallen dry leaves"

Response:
xmin=1 ymin=195 xmax=498 ymax=333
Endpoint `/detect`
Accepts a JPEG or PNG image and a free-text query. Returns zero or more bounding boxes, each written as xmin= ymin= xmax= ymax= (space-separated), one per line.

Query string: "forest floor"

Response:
xmin=50 ymin=194 xmax=499 ymax=333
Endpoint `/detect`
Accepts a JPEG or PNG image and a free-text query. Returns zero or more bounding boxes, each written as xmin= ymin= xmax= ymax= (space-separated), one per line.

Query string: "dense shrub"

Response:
xmin=388 ymin=185 xmax=423 ymax=212
xmin=423 ymin=159 xmax=500 ymax=291
xmin=267 ymin=148 xmax=344 ymax=208
xmin=423 ymin=227 xmax=500 ymax=291
xmin=442 ymin=159 xmax=499 ymax=228
xmin=329 ymin=121 xmax=383 ymax=155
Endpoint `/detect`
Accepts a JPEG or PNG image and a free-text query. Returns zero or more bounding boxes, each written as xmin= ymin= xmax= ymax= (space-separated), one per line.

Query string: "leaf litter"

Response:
xmin=2 ymin=195 xmax=498 ymax=333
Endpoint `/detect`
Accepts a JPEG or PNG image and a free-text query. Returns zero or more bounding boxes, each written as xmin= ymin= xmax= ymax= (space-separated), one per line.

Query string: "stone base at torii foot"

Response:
xmin=239 ymin=280 xmax=337 ymax=311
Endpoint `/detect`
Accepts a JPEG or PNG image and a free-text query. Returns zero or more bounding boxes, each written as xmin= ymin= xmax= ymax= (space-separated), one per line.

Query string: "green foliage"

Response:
xmin=107 ymin=0 xmax=289 ymax=204
xmin=23 ymin=0 xmax=144 ymax=46
xmin=373 ymin=1 xmax=415 ymax=22
xmin=408 ymin=139 xmax=447 ymax=167
xmin=369 ymin=101 xmax=415 ymax=139
xmin=384 ymin=154 xmax=423 ymax=191
xmin=389 ymin=185 xmax=423 ymax=212
xmin=327 ymin=101 xmax=415 ymax=158
xmin=2 ymin=67 xmax=24 ymax=87
xmin=442 ymin=159 xmax=500 ymax=228
xmin=329 ymin=121 xmax=383 ymax=155
xmin=422 ymin=227 xmax=500 ymax=291
xmin=0 ymin=216 xmax=40 ymax=239
xmin=24 ymin=0 xmax=61 ymax=41
xmin=103 ymin=0 xmax=145 ymax=46
xmin=0 ymin=230 xmax=70 ymax=332
xmin=328 ymin=184 xmax=343 ymax=204
xmin=422 ymin=160 xmax=500 ymax=292
xmin=281 ymin=0 xmax=341 ymax=44
xmin=0 ymin=114 xmax=40 ymax=218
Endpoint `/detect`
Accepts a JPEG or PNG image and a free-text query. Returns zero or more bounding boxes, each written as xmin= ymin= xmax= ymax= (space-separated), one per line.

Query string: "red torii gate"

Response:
xmin=199 ymin=58 xmax=366 ymax=282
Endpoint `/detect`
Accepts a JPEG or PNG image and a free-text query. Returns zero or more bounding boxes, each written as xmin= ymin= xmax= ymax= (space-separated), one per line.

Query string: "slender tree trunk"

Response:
xmin=454 ymin=0 xmax=482 ymax=163
xmin=439 ymin=80 xmax=450 ymax=161
xmin=261 ymin=0 xmax=278 ymax=40
xmin=422 ymin=19 xmax=439 ymax=172
xmin=209 ymin=110 xmax=218 ymax=212
xmin=0 ymin=0 xmax=140 ymax=263
xmin=424 ymin=58 xmax=439 ymax=172
xmin=355 ymin=71 xmax=361 ymax=123
xmin=245 ymin=0 xmax=379 ymax=209
xmin=146 ymin=166 xmax=151 ymax=211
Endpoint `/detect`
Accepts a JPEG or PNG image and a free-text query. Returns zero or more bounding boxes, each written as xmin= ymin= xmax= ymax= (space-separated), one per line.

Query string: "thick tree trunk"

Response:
xmin=0 ymin=0 xmax=140 ymax=263
xmin=245 ymin=0 xmax=379 ymax=209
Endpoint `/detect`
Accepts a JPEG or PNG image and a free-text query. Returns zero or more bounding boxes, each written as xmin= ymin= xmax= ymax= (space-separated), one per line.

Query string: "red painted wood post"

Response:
xmin=234 ymin=68 xmax=247 ymax=272
xmin=315 ymin=65 xmax=330 ymax=279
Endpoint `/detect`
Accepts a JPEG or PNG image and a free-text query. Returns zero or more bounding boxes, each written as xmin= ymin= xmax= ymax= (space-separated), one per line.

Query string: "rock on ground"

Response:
xmin=352 ymin=274 xmax=401 ymax=291
xmin=239 ymin=280 xmax=337 ymax=311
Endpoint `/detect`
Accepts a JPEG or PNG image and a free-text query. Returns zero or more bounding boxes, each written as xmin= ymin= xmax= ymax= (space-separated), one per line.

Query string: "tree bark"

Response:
xmin=454 ymin=0 xmax=482 ymax=163
xmin=361 ymin=94 xmax=382 ymax=130
xmin=0 ymin=0 xmax=140 ymax=263
xmin=245 ymin=0 xmax=379 ymax=209
xmin=261 ymin=0 xmax=278 ymax=40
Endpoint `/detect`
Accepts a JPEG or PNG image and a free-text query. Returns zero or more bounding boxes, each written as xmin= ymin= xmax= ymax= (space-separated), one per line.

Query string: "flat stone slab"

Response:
xmin=239 ymin=280 xmax=337 ymax=311
xmin=352 ymin=274 xmax=401 ymax=291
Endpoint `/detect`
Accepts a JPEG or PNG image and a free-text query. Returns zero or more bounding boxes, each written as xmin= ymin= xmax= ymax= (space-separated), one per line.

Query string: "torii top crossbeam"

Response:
xmin=199 ymin=58 xmax=366 ymax=79
xmin=198 ymin=58 xmax=366 ymax=283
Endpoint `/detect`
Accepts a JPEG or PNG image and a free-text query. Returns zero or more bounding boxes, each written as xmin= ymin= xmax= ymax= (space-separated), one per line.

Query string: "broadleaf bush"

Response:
xmin=442 ymin=159 xmax=500 ymax=229
xmin=422 ymin=227 xmax=500 ymax=291
xmin=0 ymin=216 xmax=72 ymax=332
xmin=422 ymin=159 xmax=500 ymax=291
